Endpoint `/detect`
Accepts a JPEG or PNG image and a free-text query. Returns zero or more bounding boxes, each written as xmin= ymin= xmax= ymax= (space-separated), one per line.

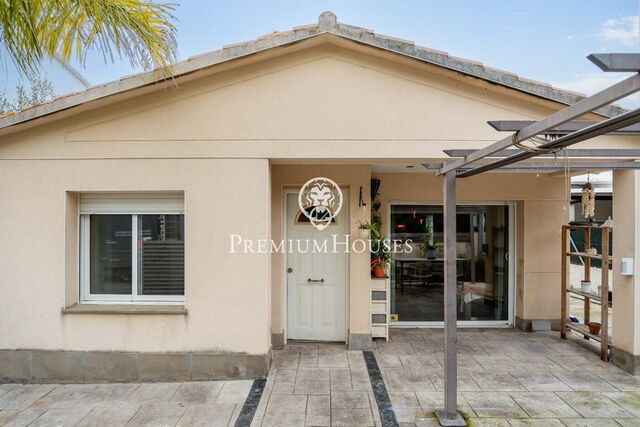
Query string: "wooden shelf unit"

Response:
xmin=560 ymin=224 xmax=611 ymax=361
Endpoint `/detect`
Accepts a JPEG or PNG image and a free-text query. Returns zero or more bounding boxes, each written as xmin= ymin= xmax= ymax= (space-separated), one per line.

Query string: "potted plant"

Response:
xmin=357 ymin=220 xmax=370 ymax=239
xmin=371 ymin=248 xmax=391 ymax=278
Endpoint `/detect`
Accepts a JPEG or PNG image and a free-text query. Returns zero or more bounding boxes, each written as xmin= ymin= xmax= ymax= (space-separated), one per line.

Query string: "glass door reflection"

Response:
xmin=390 ymin=204 xmax=511 ymax=322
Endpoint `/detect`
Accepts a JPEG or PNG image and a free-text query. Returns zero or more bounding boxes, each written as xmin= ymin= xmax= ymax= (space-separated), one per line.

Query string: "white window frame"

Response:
xmin=79 ymin=212 xmax=185 ymax=304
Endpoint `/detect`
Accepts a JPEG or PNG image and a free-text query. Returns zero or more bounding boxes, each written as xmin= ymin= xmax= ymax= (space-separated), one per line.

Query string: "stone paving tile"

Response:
xmin=428 ymin=371 xmax=481 ymax=391
xmin=462 ymin=418 xmax=509 ymax=426
xmin=414 ymin=417 xmax=443 ymax=427
xmin=171 ymin=381 xmax=224 ymax=404
xmin=560 ymin=419 xmax=622 ymax=427
xmin=329 ymin=368 xmax=352 ymax=391
xmin=598 ymin=372 xmax=640 ymax=391
xmin=307 ymin=395 xmax=330 ymax=415
xmin=0 ymin=386 xmax=17 ymax=399
xmin=29 ymin=384 xmax=99 ymax=409
xmin=127 ymin=382 xmax=181 ymax=404
xmin=372 ymin=353 xmax=402 ymax=369
xmin=330 ymin=390 xmax=370 ymax=409
xmin=616 ymin=419 xmax=640 ymax=426
xmin=507 ymin=419 xmax=564 ymax=426
xmin=602 ymin=391 xmax=640 ymax=417
xmin=463 ymin=392 xmax=528 ymax=418
xmin=216 ymin=380 xmax=253 ymax=403
xmin=473 ymin=355 xmax=524 ymax=372
xmin=556 ymin=391 xmax=635 ymax=418
xmin=89 ymin=383 xmax=140 ymax=406
xmin=471 ymin=372 xmax=527 ymax=392
xmin=176 ymin=403 xmax=237 ymax=426
xmin=509 ymin=392 xmax=580 ymax=418
xmin=272 ymin=369 xmax=297 ymax=394
xmin=399 ymin=355 xmax=442 ymax=371
xmin=318 ymin=348 xmax=349 ymax=368
xmin=272 ymin=350 xmax=300 ymax=369
xmin=262 ymin=413 xmax=306 ymax=426
xmin=330 ymin=408 xmax=374 ymax=426
xmin=76 ymin=405 xmax=140 ymax=426
xmin=127 ymin=403 xmax=187 ymax=426
xmin=552 ymin=370 xmax=618 ymax=391
xmin=393 ymin=406 xmax=427 ymax=423
xmin=510 ymin=371 xmax=572 ymax=392
xmin=29 ymin=407 xmax=93 ymax=427
xmin=435 ymin=354 xmax=485 ymax=374
xmin=546 ymin=355 xmax=597 ymax=371
xmin=0 ymin=385 xmax=55 ymax=410
xmin=267 ymin=394 xmax=308 ymax=414
xmin=508 ymin=355 xmax=563 ymax=371
xmin=384 ymin=369 xmax=435 ymax=392
xmin=388 ymin=391 xmax=420 ymax=408
xmin=414 ymin=391 xmax=473 ymax=416
xmin=305 ymin=414 xmax=331 ymax=426
xmin=0 ymin=406 xmax=47 ymax=426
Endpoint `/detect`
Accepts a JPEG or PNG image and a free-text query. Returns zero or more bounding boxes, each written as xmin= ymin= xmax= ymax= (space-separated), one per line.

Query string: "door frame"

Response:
xmin=386 ymin=200 xmax=516 ymax=328
xmin=282 ymin=188 xmax=350 ymax=344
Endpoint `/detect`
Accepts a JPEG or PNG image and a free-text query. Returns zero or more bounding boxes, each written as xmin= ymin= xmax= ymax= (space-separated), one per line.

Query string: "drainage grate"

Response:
xmin=363 ymin=350 xmax=399 ymax=427
xmin=234 ymin=377 xmax=266 ymax=427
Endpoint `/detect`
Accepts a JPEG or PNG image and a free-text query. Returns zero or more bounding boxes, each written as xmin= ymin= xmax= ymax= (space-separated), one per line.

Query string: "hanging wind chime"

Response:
xmin=581 ymin=174 xmax=596 ymax=222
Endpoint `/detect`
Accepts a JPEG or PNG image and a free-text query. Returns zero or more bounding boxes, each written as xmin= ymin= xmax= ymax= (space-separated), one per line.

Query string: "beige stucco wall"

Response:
xmin=612 ymin=170 xmax=640 ymax=355
xmin=373 ymin=172 xmax=568 ymax=322
xmin=0 ymin=35 xmax=638 ymax=355
xmin=270 ymin=165 xmax=371 ymax=339
xmin=0 ymin=159 xmax=271 ymax=354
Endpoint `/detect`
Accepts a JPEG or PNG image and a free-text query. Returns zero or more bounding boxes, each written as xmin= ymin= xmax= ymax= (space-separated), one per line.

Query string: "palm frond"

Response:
xmin=1 ymin=0 xmax=177 ymax=76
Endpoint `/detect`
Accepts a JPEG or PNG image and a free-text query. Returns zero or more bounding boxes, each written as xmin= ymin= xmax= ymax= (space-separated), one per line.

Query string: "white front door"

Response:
xmin=286 ymin=192 xmax=347 ymax=341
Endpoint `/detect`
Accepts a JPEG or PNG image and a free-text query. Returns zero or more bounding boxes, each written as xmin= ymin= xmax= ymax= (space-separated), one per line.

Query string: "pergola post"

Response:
xmin=436 ymin=172 xmax=466 ymax=427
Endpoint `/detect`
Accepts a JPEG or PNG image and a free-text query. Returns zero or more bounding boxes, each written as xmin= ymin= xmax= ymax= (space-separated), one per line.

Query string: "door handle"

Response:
xmin=307 ymin=278 xmax=325 ymax=283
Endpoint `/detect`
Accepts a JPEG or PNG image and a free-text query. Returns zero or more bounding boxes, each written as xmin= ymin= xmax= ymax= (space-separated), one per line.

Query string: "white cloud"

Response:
xmin=551 ymin=73 xmax=640 ymax=110
xmin=599 ymin=15 xmax=639 ymax=47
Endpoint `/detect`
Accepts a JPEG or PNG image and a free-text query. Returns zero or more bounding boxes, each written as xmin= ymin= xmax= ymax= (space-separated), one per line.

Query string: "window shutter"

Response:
xmin=79 ymin=192 xmax=184 ymax=214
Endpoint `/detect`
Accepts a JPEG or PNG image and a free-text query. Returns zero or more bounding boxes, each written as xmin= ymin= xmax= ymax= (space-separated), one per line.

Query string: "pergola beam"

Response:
xmin=487 ymin=120 xmax=640 ymax=135
xmin=444 ymin=149 xmax=640 ymax=158
xmin=439 ymin=73 xmax=640 ymax=175
xmin=423 ymin=161 xmax=640 ymax=171
xmin=457 ymin=106 xmax=640 ymax=177
xmin=588 ymin=53 xmax=640 ymax=72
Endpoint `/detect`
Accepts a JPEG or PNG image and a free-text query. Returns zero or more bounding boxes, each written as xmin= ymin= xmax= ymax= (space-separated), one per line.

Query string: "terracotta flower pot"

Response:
xmin=587 ymin=321 xmax=601 ymax=335
xmin=372 ymin=264 xmax=385 ymax=278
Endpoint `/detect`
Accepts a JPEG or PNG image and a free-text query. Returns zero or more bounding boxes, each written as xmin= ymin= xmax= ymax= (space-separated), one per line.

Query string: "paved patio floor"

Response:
xmin=259 ymin=328 xmax=640 ymax=427
xmin=1 ymin=328 xmax=640 ymax=426
xmin=0 ymin=380 xmax=253 ymax=426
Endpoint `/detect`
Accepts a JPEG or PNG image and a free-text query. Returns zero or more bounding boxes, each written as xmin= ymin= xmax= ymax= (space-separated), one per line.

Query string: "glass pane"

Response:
xmin=89 ymin=215 xmax=132 ymax=295
xmin=138 ymin=214 xmax=185 ymax=295
xmin=390 ymin=205 xmax=510 ymax=322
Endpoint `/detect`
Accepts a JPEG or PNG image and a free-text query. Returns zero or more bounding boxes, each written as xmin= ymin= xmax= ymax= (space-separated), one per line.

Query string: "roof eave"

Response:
xmin=0 ymin=11 xmax=625 ymax=133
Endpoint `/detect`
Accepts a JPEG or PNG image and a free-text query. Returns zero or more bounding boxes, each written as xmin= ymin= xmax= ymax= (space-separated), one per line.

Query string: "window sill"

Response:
xmin=62 ymin=303 xmax=187 ymax=315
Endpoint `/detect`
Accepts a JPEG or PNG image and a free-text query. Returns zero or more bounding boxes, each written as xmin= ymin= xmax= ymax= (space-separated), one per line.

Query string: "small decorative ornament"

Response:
xmin=581 ymin=181 xmax=596 ymax=221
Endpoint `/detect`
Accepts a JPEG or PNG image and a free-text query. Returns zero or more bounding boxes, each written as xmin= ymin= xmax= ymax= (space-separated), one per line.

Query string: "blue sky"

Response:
xmin=2 ymin=0 xmax=640 ymax=107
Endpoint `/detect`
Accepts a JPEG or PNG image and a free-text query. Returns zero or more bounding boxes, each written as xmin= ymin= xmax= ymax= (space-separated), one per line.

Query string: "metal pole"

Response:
xmin=436 ymin=172 xmax=466 ymax=427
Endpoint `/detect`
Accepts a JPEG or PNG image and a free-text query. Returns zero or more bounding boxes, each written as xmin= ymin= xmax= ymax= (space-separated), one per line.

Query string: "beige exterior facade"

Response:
xmin=1 ymin=17 xmax=640 ymax=380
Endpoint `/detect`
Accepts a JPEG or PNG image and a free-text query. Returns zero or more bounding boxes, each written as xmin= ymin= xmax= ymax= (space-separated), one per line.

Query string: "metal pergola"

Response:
xmin=435 ymin=53 xmax=640 ymax=426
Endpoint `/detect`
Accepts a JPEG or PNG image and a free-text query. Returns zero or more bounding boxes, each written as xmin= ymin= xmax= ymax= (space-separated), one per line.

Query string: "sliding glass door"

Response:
xmin=389 ymin=203 xmax=514 ymax=325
